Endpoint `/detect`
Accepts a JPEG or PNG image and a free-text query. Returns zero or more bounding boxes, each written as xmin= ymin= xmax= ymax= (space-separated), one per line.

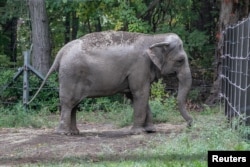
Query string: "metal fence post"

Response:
xmin=23 ymin=51 xmax=30 ymax=108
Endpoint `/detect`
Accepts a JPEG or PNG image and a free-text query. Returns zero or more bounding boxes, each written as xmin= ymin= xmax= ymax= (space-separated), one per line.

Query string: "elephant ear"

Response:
xmin=146 ymin=42 xmax=169 ymax=70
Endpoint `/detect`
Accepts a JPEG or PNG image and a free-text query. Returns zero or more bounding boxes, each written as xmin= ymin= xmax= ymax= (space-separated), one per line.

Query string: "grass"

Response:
xmin=0 ymin=103 xmax=57 ymax=128
xmin=0 ymin=100 xmax=250 ymax=166
xmin=20 ymin=106 xmax=250 ymax=167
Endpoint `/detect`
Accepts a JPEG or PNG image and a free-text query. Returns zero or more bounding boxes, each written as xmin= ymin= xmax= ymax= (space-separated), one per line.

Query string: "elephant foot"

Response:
xmin=55 ymin=126 xmax=80 ymax=135
xmin=130 ymin=126 xmax=146 ymax=135
xmin=70 ymin=126 xmax=80 ymax=135
xmin=186 ymin=118 xmax=193 ymax=128
xmin=144 ymin=124 xmax=156 ymax=133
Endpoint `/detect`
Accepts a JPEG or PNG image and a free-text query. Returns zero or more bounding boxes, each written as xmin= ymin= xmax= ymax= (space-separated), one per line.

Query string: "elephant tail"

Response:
xmin=27 ymin=52 xmax=61 ymax=105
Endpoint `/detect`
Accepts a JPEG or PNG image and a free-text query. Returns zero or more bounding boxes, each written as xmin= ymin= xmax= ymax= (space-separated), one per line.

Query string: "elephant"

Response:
xmin=29 ymin=31 xmax=192 ymax=135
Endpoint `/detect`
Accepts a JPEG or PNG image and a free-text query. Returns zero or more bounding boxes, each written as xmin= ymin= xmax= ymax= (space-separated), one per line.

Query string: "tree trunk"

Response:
xmin=206 ymin=0 xmax=250 ymax=105
xmin=95 ymin=17 xmax=102 ymax=32
xmin=64 ymin=12 xmax=70 ymax=44
xmin=28 ymin=0 xmax=51 ymax=76
xmin=87 ymin=17 xmax=92 ymax=33
xmin=2 ymin=17 xmax=18 ymax=62
xmin=64 ymin=11 xmax=79 ymax=43
xmin=71 ymin=11 xmax=79 ymax=40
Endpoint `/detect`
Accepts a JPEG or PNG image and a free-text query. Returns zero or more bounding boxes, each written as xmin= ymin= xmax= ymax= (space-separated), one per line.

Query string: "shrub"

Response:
xmin=0 ymin=69 xmax=22 ymax=106
xmin=0 ymin=68 xmax=59 ymax=112
xmin=150 ymin=79 xmax=166 ymax=100
xmin=150 ymin=96 xmax=178 ymax=123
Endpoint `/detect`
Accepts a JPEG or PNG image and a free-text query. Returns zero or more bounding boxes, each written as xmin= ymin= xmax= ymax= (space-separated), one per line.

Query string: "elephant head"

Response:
xmin=147 ymin=34 xmax=193 ymax=126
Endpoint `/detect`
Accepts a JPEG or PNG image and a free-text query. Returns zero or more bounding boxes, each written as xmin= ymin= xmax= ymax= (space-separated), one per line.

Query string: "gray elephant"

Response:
xmin=29 ymin=31 xmax=192 ymax=135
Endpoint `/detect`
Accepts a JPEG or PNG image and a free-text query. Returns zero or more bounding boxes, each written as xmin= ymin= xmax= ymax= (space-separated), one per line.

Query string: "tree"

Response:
xmin=206 ymin=0 xmax=250 ymax=105
xmin=28 ymin=0 xmax=51 ymax=76
xmin=0 ymin=0 xmax=19 ymax=63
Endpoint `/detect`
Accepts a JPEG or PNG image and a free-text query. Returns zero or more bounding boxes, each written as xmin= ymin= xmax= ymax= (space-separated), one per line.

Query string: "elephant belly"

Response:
xmin=86 ymin=77 xmax=130 ymax=98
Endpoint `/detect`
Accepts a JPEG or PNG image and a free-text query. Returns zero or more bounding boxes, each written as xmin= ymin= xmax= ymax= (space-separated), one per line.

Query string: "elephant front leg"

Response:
xmin=144 ymin=104 xmax=156 ymax=133
xmin=130 ymin=88 xmax=150 ymax=134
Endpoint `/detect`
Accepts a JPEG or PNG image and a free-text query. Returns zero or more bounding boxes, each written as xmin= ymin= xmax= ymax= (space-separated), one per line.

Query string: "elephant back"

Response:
xmin=79 ymin=31 xmax=144 ymax=49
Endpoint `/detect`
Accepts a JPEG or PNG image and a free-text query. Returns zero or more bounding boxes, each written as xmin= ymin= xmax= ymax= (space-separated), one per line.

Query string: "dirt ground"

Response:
xmin=0 ymin=123 xmax=185 ymax=166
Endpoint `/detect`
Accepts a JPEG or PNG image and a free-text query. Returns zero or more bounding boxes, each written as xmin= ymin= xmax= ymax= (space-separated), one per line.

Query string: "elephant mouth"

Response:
xmin=168 ymin=72 xmax=177 ymax=76
xmin=162 ymin=71 xmax=177 ymax=78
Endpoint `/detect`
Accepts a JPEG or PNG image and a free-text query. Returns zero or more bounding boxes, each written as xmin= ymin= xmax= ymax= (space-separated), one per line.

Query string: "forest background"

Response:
xmin=0 ymin=0 xmax=249 ymax=109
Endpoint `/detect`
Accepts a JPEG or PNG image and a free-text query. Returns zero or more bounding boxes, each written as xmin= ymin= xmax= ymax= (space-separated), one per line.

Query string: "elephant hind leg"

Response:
xmin=56 ymin=104 xmax=73 ymax=135
xmin=56 ymin=102 xmax=81 ymax=135
xmin=56 ymin=77 xmax=87 ymax=135
xmin=70 ymin=105 xmax=80 ymax=134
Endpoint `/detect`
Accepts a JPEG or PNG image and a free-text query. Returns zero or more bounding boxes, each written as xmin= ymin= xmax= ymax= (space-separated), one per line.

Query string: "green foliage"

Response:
xmin=128 ymin=19 xmax=150 ymax=33
xmin=150 ymin=79 xmax=178 ymax=123
xmin=0 ymin=0 xmax=216 ymax=67
xmin=0 ymin=54 xmax=10 ymax=67
xmin=0 ymin=0 xmax=30 ymax=62
xmin=16 ymin=17 xmax=32 ymax=52
xmin=150 ymin=97 xmax=178 ymax=123
xmin=0 ymin=33 xmax=9 ymax=55
xmin=0 ymin=68 xmax=58 ymax=112
xmin=150 ymin=79 xmax=166 ymax=100
xmin=28 ymin=73 xmax=59 ymax=112
xmin=229 ymin=115 xmax=250 ymax=140
xmin=0 ymin=69 xmax=14 ymax=85
xmin=0 ymin=69 xmax=22 ymax=105
xmin=188 ymin=88 xmax=201 ymax=102
xmin=80 ymin=95 xmax=125 ymax=112
xmin=187 ymin=30 xmax=207 ymax=50
xmin=0 ymin=103 xmax=55 ymax=128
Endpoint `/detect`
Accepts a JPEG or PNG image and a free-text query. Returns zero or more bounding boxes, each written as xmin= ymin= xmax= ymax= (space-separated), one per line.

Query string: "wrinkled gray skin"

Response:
xmin=29 ymin=31 xmax=192 ymax=135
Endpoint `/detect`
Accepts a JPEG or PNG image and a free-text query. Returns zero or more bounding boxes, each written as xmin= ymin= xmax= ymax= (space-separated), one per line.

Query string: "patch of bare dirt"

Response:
xmin=0 ymin=123 xmax=185 ymax=166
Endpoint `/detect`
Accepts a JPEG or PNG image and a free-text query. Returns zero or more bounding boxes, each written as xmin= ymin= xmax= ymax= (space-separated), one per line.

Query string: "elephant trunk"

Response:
xmin=177 ymin=65 xmax=193 ymax=126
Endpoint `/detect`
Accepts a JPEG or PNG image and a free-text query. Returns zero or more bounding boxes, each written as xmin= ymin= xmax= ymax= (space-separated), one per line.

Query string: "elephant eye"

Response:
xmin=176 ymin=58 xmax=185 ymax=65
